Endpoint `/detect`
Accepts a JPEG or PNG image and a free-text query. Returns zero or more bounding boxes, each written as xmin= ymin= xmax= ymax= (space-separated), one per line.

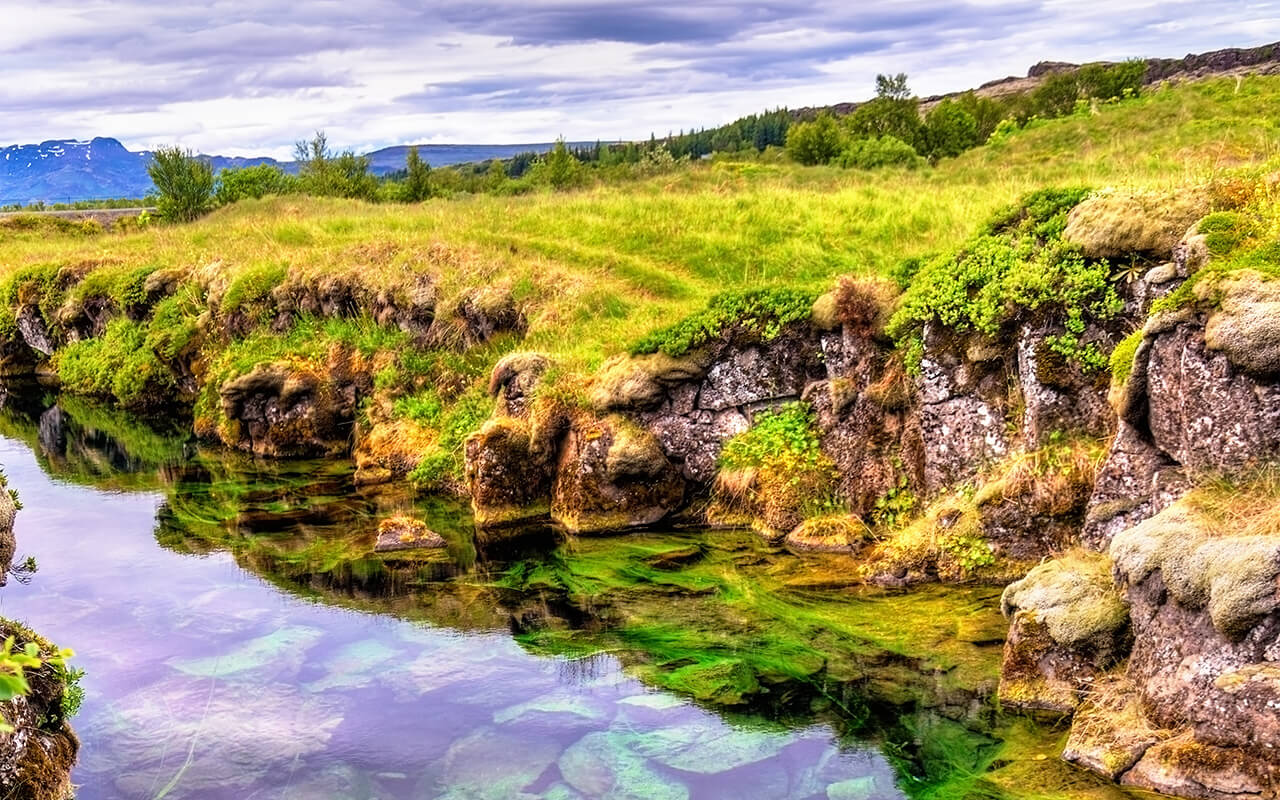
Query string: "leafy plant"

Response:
xmin=631 ymin=288 xmax=817 ymax=357
xmin=147 ymin=146 xmax=215 ymax=222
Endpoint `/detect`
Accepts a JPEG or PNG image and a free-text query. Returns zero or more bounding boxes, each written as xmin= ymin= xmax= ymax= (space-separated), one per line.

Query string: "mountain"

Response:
xmin=0 ymin=137 xmax=577 ymax=206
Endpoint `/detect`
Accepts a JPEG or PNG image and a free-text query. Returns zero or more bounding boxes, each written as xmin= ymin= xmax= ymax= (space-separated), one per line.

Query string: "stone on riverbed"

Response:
xmin=374 ymin=515 xmax=446 ymax=552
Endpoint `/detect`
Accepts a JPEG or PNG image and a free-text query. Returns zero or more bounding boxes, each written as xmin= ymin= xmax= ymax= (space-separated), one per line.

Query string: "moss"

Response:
xmin=590 ymin=350 xmax=709 ymax=411
xmin=784 ymin=514 xmax=871 ymax=552
xmin=1111 ymin=497 xmax=1280 ymax=640
xmin=55 ymin=317 xmax=178 ymax=408
xmin=1107 ymin=328 xmax=1143 ymax=384
xmin=1000 ymin=552 xmax=1128 ymax=648
xmin=1062 ymin=187 xmax=1209 ymax=258
xmin=1201 ymin=269 xmax=1280 ymax=375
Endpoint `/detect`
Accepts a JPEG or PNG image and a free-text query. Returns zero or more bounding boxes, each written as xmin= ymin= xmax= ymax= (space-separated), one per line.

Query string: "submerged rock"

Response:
xmin=374 ymin=515 xmax=446 ymax=552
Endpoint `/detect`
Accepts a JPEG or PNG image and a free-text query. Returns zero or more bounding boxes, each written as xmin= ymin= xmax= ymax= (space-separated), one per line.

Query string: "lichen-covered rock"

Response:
xmin=1081 ymin=422 xmax=1188 ymax=551
xmin=551 ymin=416 xmax=684 ymax=533
xmin=1014 ymin=323 xmax=1114 ymax=446
xmin=1121 ymin=734 xmax=1277 ymax=800
xmin=998 ymin=553 xmax=1130 ymax=712
xmin=784 ymin=515 xmax=871 ymax=553
xmin=464 ymin=417 xmax=553 ymax=528
xmin=917 ymin=324 xmax=1010 ymax=492
xmin=216 ymin=347 xmax=371 ymax=457
xmin=1105 ymin=500 xmax=1280 ymax=786
xmin=1202 ymin=269 xmax=1280 ymax=377
xmin=1145 ymin=321 xmax=1280 ymax=474
xmin=14 ymin=307 xmax=54 ymax=358
xmin=591 ymin=351 xmax=711 ymax=412
xmin=373 ymin=516 xmax=446 ymax=552
xmin=1064 ymin=189 xmax=1209 ymax=259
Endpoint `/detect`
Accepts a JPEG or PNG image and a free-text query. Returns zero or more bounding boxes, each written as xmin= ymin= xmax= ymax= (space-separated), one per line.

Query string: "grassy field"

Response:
xmin=0 ymin=75 xmax=1277 ymax=479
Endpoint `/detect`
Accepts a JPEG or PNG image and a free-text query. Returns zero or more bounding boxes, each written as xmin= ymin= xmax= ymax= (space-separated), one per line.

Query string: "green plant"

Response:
xmin=872 ymin=474 xmax=918 ymax=529
xmin=0 ymin=635 xmax=76 ymax=732
xmin=631 ymin=288 xmax=816 ymax=357
xmin=835 ymin=136 xmax=923 ymax=170
xmin=215 ymin=163 xmax=296 ymax=205
xmin=785 ymin=112 xmax=846 ymax=166
xmin=147 ymin=146 xmax=215 ymax=222
xmin=923 ymin=100 xmax=980 ymax=159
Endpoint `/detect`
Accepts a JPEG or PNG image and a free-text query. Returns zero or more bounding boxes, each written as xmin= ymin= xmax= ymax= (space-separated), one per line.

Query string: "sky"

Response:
xmin=3 ymin=0 xmax=1279 ymax=158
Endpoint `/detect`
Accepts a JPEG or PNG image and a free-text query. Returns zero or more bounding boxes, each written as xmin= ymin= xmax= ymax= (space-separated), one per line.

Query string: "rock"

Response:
xmin=0 ymin=623 xmax=78 ymax=800
xmin=558 ymin=731 xmax=689 ymax=800
xmin=1061 ymin=678 xmax=1163 ymax=781
xmin=1105 ymin=501 xmax=1280 ymax=784
xmin=592 ymin=352 xmax=710 ymax=412
xmin=1064 ymin=189 xmax=1209 ymax=259
xmin=1014 ymin=323 xmax=1114 ymax=446
xmin=551 ymin=416 xmax=684 ymax=533
xmin=998 ymin=553 xmax=1130 ymax=712
xmin=785 ymin=515 xmax=871 ymax=553
xmin=464 ymin=417 xmax=553 ymax=528
xmin=1121 ymin=735 xmax=1277 ymax=800
xmin=374 ymin=516 xmax=446 ymax=552
xmin=437 ymin=727 xmax=562 ymax=800
xmin=645 ymin=408 xmax=749 ymax=483
xmin=698 ymin=343 xmax=808 ymax=411
xmin=0 ymin=487 xmax=14 ymax=586
xmin=14 ymin=307 xmax=54 ymax=357
xmin=917 ymin=324 xmax=1009 ymax=492
xmin=216 ymin=350 xmax=370 ymax=457
xmin=1145 ymin=321 xmax=1280 ymax=475
xmin=1082 ymin=421 xmax=1187 ymax=551
xmin=1202 ymin=269 xmax=1280 ymax=377
xmin=488 ymin=352 xmax=550 ymax=418
xmin=439 ymin=285 xmax=526 ymax=348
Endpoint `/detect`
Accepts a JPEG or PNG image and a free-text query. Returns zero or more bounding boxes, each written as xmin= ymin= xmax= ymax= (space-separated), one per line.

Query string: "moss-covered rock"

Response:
xmin=0 ymin=619 xmax=79 ymax=800
xmin=551 ymin=415 xmax=685 ymax=534
xmin=1201 ymin=269 xmax=1280 ymax=377
xmin=1061 ymin=676 xmax=1166 ymax=781
xmin=784 ymin=514 xmax=871 ymax=553
xmin=463 ymin=416 xmax=554 ymax=528
xmin=1064 ymin=188 xmax=1209 ymax=259
xmin=590 ymin=351 xmax=710 ymax=412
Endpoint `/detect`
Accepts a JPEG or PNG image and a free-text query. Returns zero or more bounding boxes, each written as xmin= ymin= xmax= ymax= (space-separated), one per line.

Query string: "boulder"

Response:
xmin=998 ymin=553 xmax=1129 ymax=712
xmin=1081 ymin=422 xmax=1187 ymax=550
xmin=1202 ymin=269 xmax=1280 ymax=377
xmin=784 ymin=515 xmax=871 ymax=553
xmin=374 ymin=516 xmax=446 ymax=552
xmin=1064 ymin=189 xmax=1209 ymax=259
xmin=1121 ymin=735 xmax=1276 ymax=800
xmin=216 ymin=348 xmax=370 ymax=457
xmin=1061 ymin=677 xmax=1165 ymax=781
xmin=551 ymin=416 xmax=684 ymax=533
xmin=464 ymin=417 xmax=554 ymax=528
xmin=14 ymin=307 xmax=54 ymax=358
xmin=0 ymin=487 xmax=13 ymax=586
xmin=1014 ymin=323 xmax=1114 ymax=446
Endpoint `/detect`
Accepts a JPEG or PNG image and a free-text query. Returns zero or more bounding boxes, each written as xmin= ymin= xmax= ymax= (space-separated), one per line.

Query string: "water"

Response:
xmin=0 ymin=391 xmax=1007 ymax=799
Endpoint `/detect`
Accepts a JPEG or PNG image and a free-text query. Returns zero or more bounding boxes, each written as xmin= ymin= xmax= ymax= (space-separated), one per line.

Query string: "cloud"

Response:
xmin=1 ymin=0 xmax=1278 ymax=157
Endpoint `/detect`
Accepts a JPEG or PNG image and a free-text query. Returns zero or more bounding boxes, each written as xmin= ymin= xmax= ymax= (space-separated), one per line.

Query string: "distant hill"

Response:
xmin=0 ymin=138 xmax=580 ymax=205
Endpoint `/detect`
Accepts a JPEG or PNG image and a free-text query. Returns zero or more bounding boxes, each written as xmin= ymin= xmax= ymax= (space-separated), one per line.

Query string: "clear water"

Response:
xmin=0 ymin=394 xmax=969 ymax=800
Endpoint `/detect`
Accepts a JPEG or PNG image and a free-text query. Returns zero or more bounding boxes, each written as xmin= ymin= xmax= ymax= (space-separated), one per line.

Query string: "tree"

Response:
xmin=847 ymin=97 xmax=924 ymax=151
xmin=785 ymin=112 xmax=845 ymax=165
xmin=214 ymin=163 xmax=295 ymax=206
xmin=875 ymin=73 xmax=912 ymax=100
xmin=294 ymin=131 xmax=378 ymax=201
xmin=923 ymin=100 xmax=979 ymax=159
xmin=147 ymin=146 xmax=214 ymax=222
xmin=403 ymin=146 xmax=433 ymax=202
xmin=530 ymin=138 xmax=583 ymax=190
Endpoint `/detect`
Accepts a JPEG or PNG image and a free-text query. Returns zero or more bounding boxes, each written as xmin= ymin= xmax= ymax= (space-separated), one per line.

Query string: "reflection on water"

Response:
xmin=0 ymin=387 xmax=1012 ymax=800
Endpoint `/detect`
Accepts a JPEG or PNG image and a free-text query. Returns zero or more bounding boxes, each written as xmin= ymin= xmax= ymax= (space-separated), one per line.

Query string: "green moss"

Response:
xmin=1108 ymin=328 xmax=1144 ymax=383
xmin=1197 ymin=211 xmax=1255 ymax=256
xmin=1000 ymin=552 xmax=1128 ymax=648
xmin=144 ymin=283 xmax=204 ymax=359
xmin=55 ymin=317 xmax=176 ymax=408
xmin=408 ymin=386 xmax=494 ymax=490
xmin=629 ymin=288 xmax=816 ymax=357
xmin=220 ymin=261 xmax=287 ymax=315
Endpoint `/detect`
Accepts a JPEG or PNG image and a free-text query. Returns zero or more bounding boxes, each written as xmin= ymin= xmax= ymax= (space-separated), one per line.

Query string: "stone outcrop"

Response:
xmin=465 ymin=417 xmax=554 ymax=528
xmin=998 ymin=554 xmax=1130 ymax=712
xmin=212 ymin=346 xmax=373 ymax=457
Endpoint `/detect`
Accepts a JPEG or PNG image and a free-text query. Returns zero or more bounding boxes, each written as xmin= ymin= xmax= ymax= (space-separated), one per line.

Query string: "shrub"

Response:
xmin=846 ymin=97 xmax=924 ymax=151
xmin=834 ymin=136 xmax=922 ymax=170
xmin=785 ymin=112 xmax=845 ymax=166
xmin=295 ymin=131 xmax=379 ymax=201
xmin=923 ymin=100 xmax=980 ymax=159
xmin=528 ymin=138 xmax=585 ymax=190
xmin=630 ymin=288 xmax=817 ymax=357
xmin=147 ymin=146 xmax=215 ymax=222
xmin=214 ymin=164 xmax=295 ymax=205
